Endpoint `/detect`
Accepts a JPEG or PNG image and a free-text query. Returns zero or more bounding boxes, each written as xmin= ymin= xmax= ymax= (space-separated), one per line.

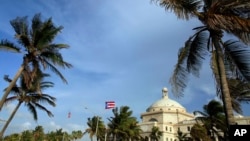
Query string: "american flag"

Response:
xmin=105 ymin=101 xmax=115 ymax=109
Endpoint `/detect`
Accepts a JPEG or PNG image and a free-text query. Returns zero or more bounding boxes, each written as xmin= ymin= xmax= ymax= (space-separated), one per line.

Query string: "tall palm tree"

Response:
xmin=0 ymin=72 xmax=56 ymax=139
xmin=152 ymin=0 xmax=250 ymax=128
xmin=149 ymin=126 xmax=162 ymax=141
xmin=194 ymin=100 xmax=226 ymax=140
xmin=0 ymin=13 xmax=72 ymax=110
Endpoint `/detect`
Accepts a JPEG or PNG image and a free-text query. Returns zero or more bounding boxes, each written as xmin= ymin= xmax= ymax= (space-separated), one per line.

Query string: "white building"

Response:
xmin=139 ymin=87 xmax=250 ymax=141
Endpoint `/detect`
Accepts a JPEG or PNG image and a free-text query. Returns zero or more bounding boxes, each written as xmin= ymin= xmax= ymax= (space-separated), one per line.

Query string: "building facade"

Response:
xmin=139 ymin=87 xmax=250 ymax=141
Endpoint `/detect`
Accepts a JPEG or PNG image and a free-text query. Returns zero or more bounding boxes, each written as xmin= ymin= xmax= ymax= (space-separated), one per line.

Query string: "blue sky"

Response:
xmin=0 ymin=0 xmax=249 ymax=140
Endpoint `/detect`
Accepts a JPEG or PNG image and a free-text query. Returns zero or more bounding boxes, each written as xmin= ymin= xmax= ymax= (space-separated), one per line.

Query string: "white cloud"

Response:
xmin=20 ymin=121 xmax=32 ymax=130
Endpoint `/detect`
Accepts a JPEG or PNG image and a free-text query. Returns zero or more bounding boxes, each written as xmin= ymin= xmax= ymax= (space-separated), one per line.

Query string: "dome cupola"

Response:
xmin=146 ymin=87 xmax=186 ymax=112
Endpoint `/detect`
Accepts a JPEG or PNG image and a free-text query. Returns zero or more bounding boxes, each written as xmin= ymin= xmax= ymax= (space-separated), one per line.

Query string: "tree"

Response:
xmin=72 ymin=130 xmax=83 ymax=140
xmin=149 ymin=126 xmax=162 ymax=141
xmin=107 ymin=106 xmax=141 ymax=141
xmin=194 ymin=100 xmax=226 ymax=140
xmin=20 ymin=130 xmax=33 ymax=141
xmin=84 ymin=116 xmax=105 ymax=141
xmin=152 ymin=0 xmax=250 ymax=129
xmin=227 ymin=78 xmax=250 ymax=114
xmin=176 ymin=130 xmax=189 ymax=141
xmin=33 ymin=126 xmax=45 ymax=141
xmin=190 ymin=124 xmax=211 ymax=141
xmin=0 ymin=13 xmax=72 ymax=110
xmin=0 ymin=72 xmax=56 ymax=139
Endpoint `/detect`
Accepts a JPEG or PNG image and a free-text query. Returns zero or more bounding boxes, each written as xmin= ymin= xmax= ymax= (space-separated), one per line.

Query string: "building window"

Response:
xmin=187 ymin=126 xmax=191 ymax=131
xmin=170 ymin=127 xmax=172 ymax=132
xmin=165 ymin=126 xmax=168 ymax=131
xmin=170 ymin=138 xmax=172 ymax=141
xmin=166 ymin=138 xmax=168 ymax=141
xmin=178 ymin=127 xmax=180 ymax=131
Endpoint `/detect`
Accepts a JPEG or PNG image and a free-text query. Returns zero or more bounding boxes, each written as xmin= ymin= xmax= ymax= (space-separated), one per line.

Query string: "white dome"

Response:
xmin=147 ymin=87 xmax=185 ymax=112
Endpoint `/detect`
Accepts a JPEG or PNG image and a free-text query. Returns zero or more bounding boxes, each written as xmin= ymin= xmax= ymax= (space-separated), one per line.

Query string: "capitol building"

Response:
xmin=138 ymin=87 xmax=250 ymax=141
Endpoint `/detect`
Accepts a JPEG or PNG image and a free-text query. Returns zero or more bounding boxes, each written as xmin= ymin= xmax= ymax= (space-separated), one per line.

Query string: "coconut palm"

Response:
xmin=0 ymin=72 xmax=56 ymax=139
xmin=108 ymin=106 xmax=140 ymax=141
xmin=149 ymin=126 xmax=162 ymax=141
xmin=190 ymin=124 xmax=211 ymax=141
xmin=152 ymin=0 xmax=250 ymax=129
xmin=194 ymin=100 xmax=226 ymax=140
xmin=176 ymin=130 xmax=189 ymax=141
xmin=0 ymin=13 xmax=72 ymax=110
xmin=33 ymin=125 xmax=45 ymax=141
xmin=227 ymin=78 xmax=250 ymax=114
xmin=84 ymin=116 xmax=106 ymax=141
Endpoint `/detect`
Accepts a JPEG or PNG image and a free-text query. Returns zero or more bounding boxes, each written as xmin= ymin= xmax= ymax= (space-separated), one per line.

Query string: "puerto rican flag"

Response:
xmin=105 ymin=101 xmax=115 ymax=109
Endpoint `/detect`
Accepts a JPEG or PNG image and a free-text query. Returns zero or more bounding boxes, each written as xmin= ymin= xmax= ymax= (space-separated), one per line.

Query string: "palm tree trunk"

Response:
xmin=213 ymin=36 xmax=235 ymax=126
xmin=0 ymin=65 xmax=24 ymax=110
xmin=0 ymin=101 xmax=22 ymax=139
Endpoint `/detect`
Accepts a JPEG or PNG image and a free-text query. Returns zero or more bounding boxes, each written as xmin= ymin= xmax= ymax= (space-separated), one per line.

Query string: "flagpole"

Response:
xmin=84 ymin=107 xmax=99 ymax=141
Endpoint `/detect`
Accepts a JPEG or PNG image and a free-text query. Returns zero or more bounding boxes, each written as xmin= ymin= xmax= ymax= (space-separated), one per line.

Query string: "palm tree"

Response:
xmin=152 ymin=0 xmax=250 ymax=128
xmin=72 ymin=130 xmax=84 ymax=141
xmin=227 ymin=78 xmax=250 ymax=114
xmin=108 ymin=106 xmax=140 ymax=141
xmin=84 ymin=116 xmax=105 ymax=141
xmin=0 ymin=72 xmax=56 ymax=139
xmin=194 ymin=100 xmax=226 ymax=140
xmin=149 ymin=126 xmax=162 ymax=141
xmin=176 ymin=130 xmax=189 ymax=141
xmin=33 ymin=125 xmax=45 ymax=141
xmin=0 ymin=13 xmax=72 ymax=110
xmin=190 ymin=124 xmax=211 ymax=141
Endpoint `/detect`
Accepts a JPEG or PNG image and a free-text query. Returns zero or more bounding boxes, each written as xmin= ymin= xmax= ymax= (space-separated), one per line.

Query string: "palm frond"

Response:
xmin=0 ymin=39 xmax=21 ymax=52
xmin=152 ymin=0 xmax=201 ymax=20
xmin=187 ymin=30 xmax=209 ymax=76
xmin=39 ymin=58 xmax=70 ymax=83
xmin=169 ymin=42 xmax=190 ymax=97
xmin=30 ymin=94 xmax=56 ymax=107
xmin=224 ymin=40 xmax=250 ymax=81
xmin=34 ymin=18 xmax=63 ymax=48
xmin=40 ymin=51 xmax=73 ymax=69
xmin=10 ymin=16 xmax=29 ymax=36
xmin=206 ymin=2 xmax=250 ymax=44
xmin=33 ymin=103 xmax=54 ymax=117
xmin=26 ymin=103 xmax=38 ymax=120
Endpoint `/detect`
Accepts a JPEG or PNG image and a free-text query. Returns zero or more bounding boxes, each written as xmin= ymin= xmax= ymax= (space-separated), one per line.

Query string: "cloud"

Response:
xmin=20 ymin=122 xmax=32 ymax=130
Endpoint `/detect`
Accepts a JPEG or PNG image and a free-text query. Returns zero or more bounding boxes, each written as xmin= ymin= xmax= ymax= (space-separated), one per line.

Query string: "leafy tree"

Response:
xmin=149 ymin=126 xmax=162 ymax=141
xmin=0 ymin=13 xmax=72 ymax=110
xmin=0 ymin=72 xmax=56 ymax=138
xmin=152 ymin=0 xmax=250 ymax=130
